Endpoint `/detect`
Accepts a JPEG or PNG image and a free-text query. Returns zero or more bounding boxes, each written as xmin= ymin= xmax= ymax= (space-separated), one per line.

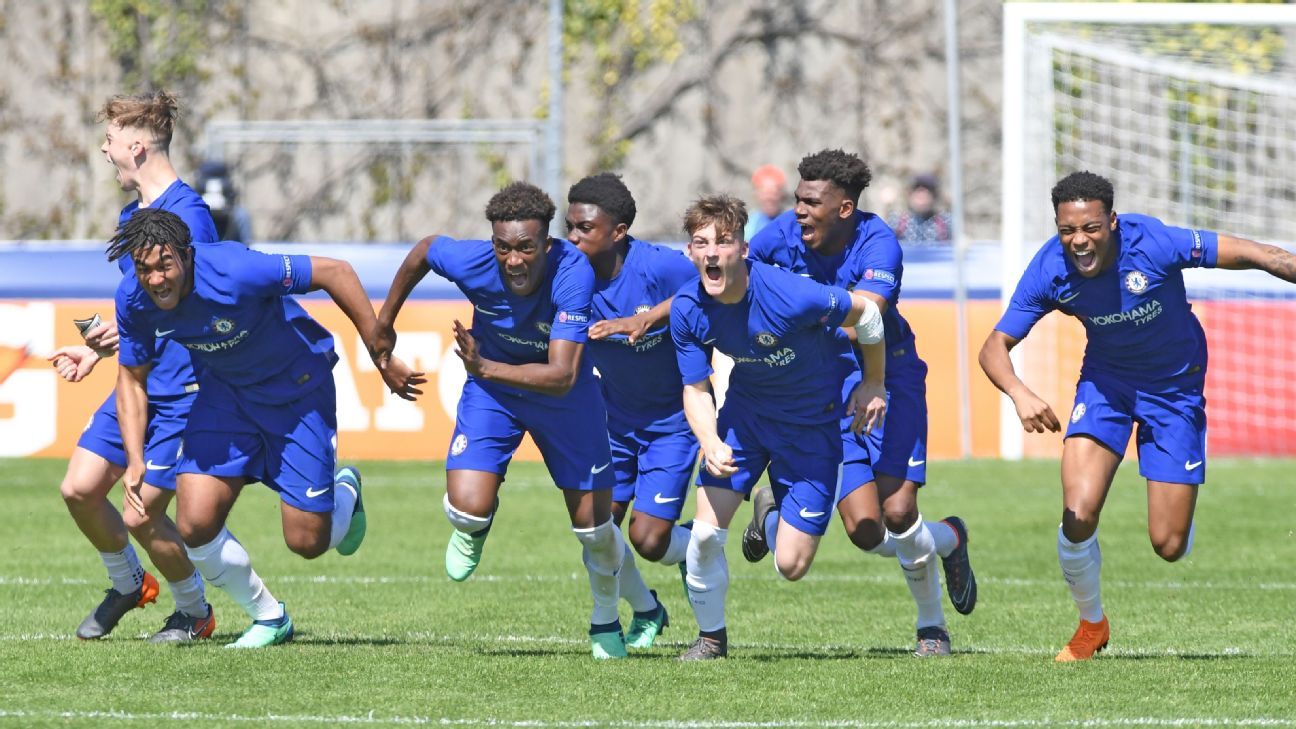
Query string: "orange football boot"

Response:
xmin=1055 ymin=616 xmax=1110 ymax=662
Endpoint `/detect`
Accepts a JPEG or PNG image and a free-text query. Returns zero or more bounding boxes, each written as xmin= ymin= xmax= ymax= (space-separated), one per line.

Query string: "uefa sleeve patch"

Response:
xmin=281 ymin=255 xmax=295 ymax=290
xmin=864 ymin=268 xmax=897 ymax=284
xmin=1190 ymin=230 xmax=1204 ymax=262
xmin=557 ymin=310 xmax=589 ymax=324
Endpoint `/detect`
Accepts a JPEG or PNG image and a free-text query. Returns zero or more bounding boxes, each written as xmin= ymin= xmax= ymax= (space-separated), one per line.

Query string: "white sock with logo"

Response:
xmin=168 ymin=570 xmax=208 ymax=618
xmin=327 ymin=480 xmax=358 ymax=550
xmin=892 ymin=515 xmax=945 ymax=630
xmin=99 ymin=544 xmax=145 ymax=595
xmin=1057 ymin=527 xmax=1104 ymax=623
xmin=685 ymin=520 xmax=729 ymax=632
xmin=573 ymin=519 xmax=624 ymax=626
xmin=616 ymin=542 xmax=657 ymax=612
xmin=186 ymin=527 xmax=281 ymax=621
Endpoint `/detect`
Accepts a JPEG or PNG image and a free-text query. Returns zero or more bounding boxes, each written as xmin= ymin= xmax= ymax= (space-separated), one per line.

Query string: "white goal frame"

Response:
xmin=999 ymin=2 xmax=1296 ymax=459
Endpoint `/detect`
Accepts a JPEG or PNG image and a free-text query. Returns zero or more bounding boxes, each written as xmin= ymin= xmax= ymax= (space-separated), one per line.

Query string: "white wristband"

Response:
xmin=853 ymin=296 xmax=885 ymax=345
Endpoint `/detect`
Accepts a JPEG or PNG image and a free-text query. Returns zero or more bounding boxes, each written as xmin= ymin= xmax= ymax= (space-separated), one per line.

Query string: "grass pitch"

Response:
xmin=0 ymin=457 xmax=1293 ymax=727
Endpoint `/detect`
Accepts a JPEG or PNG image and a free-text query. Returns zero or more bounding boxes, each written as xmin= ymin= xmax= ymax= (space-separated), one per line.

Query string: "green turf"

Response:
xmin=0 ymin=457 xmax=1293 ymax=727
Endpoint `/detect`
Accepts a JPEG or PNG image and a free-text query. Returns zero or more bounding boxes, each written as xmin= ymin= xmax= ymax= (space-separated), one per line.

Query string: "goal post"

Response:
xmin=1000 ymin=2 xmax=1296 ymax=459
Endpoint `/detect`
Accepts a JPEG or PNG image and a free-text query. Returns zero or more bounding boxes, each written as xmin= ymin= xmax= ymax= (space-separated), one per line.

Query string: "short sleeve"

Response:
xmin=779 ymin=271 xmax=853 ymax=330
xmin=424 ymin=236 xmax=460 ymax=279
xmin=653 ymin=246 xmax=699 ymax=296
xmin=1144 ymin=217 xmax=1219 ymax=270
xmin=850 ymin=228 xmax=903 ymax=301
xmin=114 ymin=280 xmax=156 ymax=368
xmin=174 ymin=199 xmax=219 ymax=244
xmin=549 ymin=252 xmax=595 ymax=343
xmin=671 ymin=296 xmax=713 ymax=386
xmin=230 ymin=247 xmax=313 ymax=297
xmin=994 ymin=262 xmax=1055 ymax=341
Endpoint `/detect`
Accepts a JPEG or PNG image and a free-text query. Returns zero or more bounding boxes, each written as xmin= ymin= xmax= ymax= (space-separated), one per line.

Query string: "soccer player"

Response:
xmin=373 ymin=181 xmax=629 ymax=659
xmin=566 ymin=173 xmax=699 ymax=649
xmin=110 ymin=207 xmax=417 ymax=648
xmin=745 ymin=149 xmax=977 ymax=656
xmin=980 ymin=170 xmax=1296 ymax=661
xmin=48 ymin=91 xmax=218 ymax=642
xmin=671 ymin=193 xmax=888 ymax=660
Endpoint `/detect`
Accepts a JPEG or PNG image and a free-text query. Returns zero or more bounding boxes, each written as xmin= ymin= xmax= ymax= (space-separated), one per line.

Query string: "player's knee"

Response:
xmin=177 ymin=517 xmax=222 ymax=550
xmin=59 ymin=477 xmax=98 ymax=510
xmin=122 ymin=505 xmax=153 ymax=534
xmin=573 ymin=520 xmax=623 ymax=576
xmin=1061 ymin=507 xmax=1101 ymax=541
xmin=844 ymin=518 xmax=886 ymax=552
xmin=774 ymin=549 xmax=813 ymax=581
xmin=285 ymin=531 xmax=330 ymax=559
xmin=1149 ymin=529 xmax=1188 ymax=562
xmin=444 ymin=493 xmax=493 ymax=534
xmin=627 ymin=521 xmax=670 ymax=562
xmin=881 ymin=504 xmax=918 ymax=534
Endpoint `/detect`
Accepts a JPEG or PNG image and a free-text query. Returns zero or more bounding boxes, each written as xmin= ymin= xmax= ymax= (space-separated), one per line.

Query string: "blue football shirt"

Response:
xmin=749 ymin=209 xmax=920 ymax=378
xmin=995 ymin=213 xmax=1219 ymax=381
xmin=585 ymin=238 xmax=698 ymax=430
xmin=671 ymin=260 xmax=853 ymax=425
xmin=116 ymin=241 xmax=336 ymax=405
xmin=427 ymin=236 xmax=597 ymax=397
xmin=116 ymin=179 xmax=218 ymax=397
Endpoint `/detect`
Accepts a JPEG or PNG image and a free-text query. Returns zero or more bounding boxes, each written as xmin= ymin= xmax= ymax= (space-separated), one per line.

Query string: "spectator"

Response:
xmin=195 ymin=161 xmax=254 ymax=243
xmin=890 ymin=174 xmax=952 ymax=245
xmin=743 ymin=164 xmax=788 ymax=241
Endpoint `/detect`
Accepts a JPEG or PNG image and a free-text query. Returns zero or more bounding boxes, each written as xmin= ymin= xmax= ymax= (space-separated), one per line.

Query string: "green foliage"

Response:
xmin=88 ymin=0 xmax=212 ymax=90
xmin=562 ymin=0 xmax=697 ymax=168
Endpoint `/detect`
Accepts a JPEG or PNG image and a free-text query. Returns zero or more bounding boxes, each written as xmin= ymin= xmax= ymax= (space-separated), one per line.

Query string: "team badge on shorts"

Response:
xmin=1124 ymin=270 xmax=1148 ymax=294
xmin=1071 ymin=403 xmax=1086 ymax=423
xmin=212 ymin=317 xmax=235 ymax=334
xmin=535 ymin=322 xmax=551 ymax=335
xmin=450 ymin=433 xmax=469 ymax=456
xmin=755 ymin=331 xmax=779 ymax=348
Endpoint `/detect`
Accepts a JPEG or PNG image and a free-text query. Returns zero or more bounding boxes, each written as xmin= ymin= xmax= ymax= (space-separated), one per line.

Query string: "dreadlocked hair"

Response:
xmin=106 ymin=208 xmax=193 ymax=263
xmin=797 ymin=149 xmax=873 ymax=204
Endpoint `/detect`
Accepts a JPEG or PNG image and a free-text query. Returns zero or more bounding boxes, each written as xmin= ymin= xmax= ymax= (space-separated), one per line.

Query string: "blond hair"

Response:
xmin=682 ymin=193 xmax=748 ymax=241
xmin=96 ymin=90 xmax=180 ymax=151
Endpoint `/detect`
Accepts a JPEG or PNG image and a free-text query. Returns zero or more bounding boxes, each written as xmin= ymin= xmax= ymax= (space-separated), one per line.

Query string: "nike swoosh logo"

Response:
xmin=1185 ymin=460 xmax=1203 ymax=471
xmin=908 ymin=457 xmax=925 ymax=467
xmin=144 ymin=460 xmax=172 ymax=471
xmin=653 ymin=493 xmax=681 ymax=504
xmin=590 ymin=463 xmax=610 ymax=474
xmin=305 ymin=486 xmax=330 ymax=498
xmin=155 ymin=328 xmax=175 ymax=337
xmin=474 ymin=305 xmax=499 ymax=316
xmin=1058 ymin=292 xmax=1080 ymax=304
xmin=799 ymin=508 xmax=825 ymax=519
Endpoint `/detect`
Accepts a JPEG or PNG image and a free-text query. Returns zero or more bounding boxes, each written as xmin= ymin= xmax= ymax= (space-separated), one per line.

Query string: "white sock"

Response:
xmin=929 ymin=519 xmax=959 ymax=558
xmin=659 ymin=524 xmax=690 ymax=566
xmin=443 ymin=493 xmax=493 ymax=535
xmin=616 ymin=542 xmax=657 ymax=612
xmin=186 ymin=527 xmax=281 ymax=621
xmin=685 ymin=521 xmax=729 ymax=633
xmin=864 ymin=530 xmax=897 ymax=558
xmin=99 ymin=544 xmax=145 ymax=595
xmin=168 ymin=570 xmax=208 ymax=618
xmin=892 ymin=515 xmax=945 ymax=630
xmin=573 ymin=519 xmax=624 ymax=626
xmin=327 ymin=480 xmax=358 ymax=550
xmin=1057 ymin=526 xmax=1104 ymax=623
xmin=1182 ymin=520 xmax=1195 ymax=558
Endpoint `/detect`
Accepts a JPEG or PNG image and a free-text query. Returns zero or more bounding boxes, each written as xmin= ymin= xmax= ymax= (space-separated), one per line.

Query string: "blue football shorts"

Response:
xmin=77 ymin=390 xmax=194 ymax=491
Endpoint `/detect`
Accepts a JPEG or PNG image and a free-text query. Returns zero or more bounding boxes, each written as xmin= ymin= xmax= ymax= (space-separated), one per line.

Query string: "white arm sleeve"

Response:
xmin=852 ymin=295 xmax=885 ymax=345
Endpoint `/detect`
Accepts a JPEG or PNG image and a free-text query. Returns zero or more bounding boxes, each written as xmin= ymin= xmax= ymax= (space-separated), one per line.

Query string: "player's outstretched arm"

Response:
xmin=589 ymin=297 xmax=673 ymax=344
xmin=48 ymin=345 xmax=101 ymax=383
xmin=311 ymin=255 xmax=426 ymax=400
xmin=1215 ymin=234 xmax=1296 ymax=283
xmin=115 ymin=362 xmax=152 ymax=516
xmin=376 ymin=236 xmax=436 ymax=345
xmin=979 ymin=330 xmax=1060 ymax=433
xmin=451 ymin=318 xmax=584 ymax=397
xmin=682 ymin=378 xmax=736 ymax=478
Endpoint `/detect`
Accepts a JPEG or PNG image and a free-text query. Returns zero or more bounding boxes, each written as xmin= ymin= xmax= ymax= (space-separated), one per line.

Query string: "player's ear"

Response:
xmin=839 ymin=196 xmax=856 ymax=220
xmin=612 ymin=222 xmax=629 ymax=243
xmin=1109 ymin=211 xmax=1118 ymax=230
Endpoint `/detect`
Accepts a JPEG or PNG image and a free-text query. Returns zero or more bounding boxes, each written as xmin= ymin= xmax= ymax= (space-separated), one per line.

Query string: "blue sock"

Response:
xmin=764 ymin=510 xmax=780 ymax=555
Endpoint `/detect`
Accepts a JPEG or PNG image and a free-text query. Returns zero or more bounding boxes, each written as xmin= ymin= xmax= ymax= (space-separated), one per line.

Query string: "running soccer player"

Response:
xmin=671 ymin=193 xmax=888 ymax=660
xmin=110 ymin=207 xmax=416 ymax=648
xmin=48 ymin=91 xmax=217 ymax=642
xmin=373 ymin=181 xmax=628 ymax=659
xmin=566 ymin=173 xmax=699 ymax=649
xmin=980 ymin=170 xmax=1296 ymax=661
xmin=745 ymin=149 xmax=977 ymax=656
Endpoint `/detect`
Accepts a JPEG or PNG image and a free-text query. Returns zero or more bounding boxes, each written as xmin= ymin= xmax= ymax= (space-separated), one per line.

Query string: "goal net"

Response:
xmin=1001 ymin=3 xmax=1296 ymax=458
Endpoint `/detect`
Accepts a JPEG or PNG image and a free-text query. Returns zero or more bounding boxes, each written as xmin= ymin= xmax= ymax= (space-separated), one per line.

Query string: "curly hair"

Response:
xmin=485 ymin=181 xmax=557 ymax=228
xmin=96 ymin=90 xmax=180 ymax=151
xmin=567 ymin=173 xmax=637 ymax=228
xmin=1051 ymin=171 xmax=1115 ymax=213
xmin=106 ymin=207 xmax=193 ymax=263
xmin=797 ymin=149 xmax=873 ymax=204
xmin=682 ymin=194 xmax=748 ymax=241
